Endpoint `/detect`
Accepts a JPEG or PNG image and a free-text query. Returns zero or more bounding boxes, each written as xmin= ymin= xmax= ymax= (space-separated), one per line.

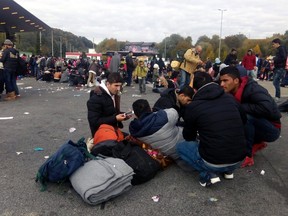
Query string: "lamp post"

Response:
xmin=218 ymin=9 xmax=226 ymax=59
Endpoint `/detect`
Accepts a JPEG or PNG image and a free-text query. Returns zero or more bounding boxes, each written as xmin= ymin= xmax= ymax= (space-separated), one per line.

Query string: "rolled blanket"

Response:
xmin=70 ymin=157 xmax=134 ymax=205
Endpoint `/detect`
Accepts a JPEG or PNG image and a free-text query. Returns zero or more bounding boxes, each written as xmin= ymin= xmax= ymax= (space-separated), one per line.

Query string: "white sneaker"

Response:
xmin=274 ymin=97 xmax=280 ymax=102
xmin=224 ymin=172 xmax=234 ymax=180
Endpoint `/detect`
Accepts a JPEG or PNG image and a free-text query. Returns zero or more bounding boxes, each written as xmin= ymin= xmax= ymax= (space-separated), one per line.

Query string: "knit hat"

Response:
xmin=153 ymin=63 xmax=159 ymax=69
xmin=4 ymin=39 xmax=13 ymax=45
xmin=215 ymin=58 xmax=221 ymax=64
xmin=219 ymin=63 xmax=228 ymax=72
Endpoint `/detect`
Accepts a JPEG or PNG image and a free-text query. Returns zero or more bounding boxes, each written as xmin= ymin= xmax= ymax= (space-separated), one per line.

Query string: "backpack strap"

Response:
xmin=75 ymin=137 xmax=99 ymax=160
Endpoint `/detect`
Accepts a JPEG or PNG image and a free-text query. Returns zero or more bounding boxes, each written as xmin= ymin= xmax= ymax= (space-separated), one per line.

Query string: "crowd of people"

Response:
xmin=1 ymin=37 xmax=287 ymax=187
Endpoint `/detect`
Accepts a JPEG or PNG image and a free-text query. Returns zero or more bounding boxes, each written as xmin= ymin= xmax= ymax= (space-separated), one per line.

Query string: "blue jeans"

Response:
xmin=247 ymin=70 xmax=256 ymax=79
xmin=177 ymin=141 xmax=241 ymax=180
xmin=273 ymin=68 xmax=286 ymax=98
xmin=138 ymin=77 xmax=146 ymax=93
xmin=244 ymin=114 xmax=281 ymax=157
xmin=126 ymin=68 xmax=133 ymax=86
xmin=3 ymin=68 xmax=15 ymax=93
xmin=179 ymin=69 xmax=190 ymax=88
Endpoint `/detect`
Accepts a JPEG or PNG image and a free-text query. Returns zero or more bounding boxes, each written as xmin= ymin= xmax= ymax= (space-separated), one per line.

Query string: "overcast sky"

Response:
xmin=14 ymin=0 xmax=288 ymax=44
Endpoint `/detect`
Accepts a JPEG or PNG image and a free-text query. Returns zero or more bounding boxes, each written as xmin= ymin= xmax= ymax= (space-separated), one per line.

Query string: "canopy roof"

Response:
xmin=0 ymin=0 xmax=50 ymax=35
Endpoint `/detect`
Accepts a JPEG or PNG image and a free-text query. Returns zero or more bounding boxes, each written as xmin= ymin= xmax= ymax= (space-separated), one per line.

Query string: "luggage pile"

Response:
xmin=35 ymin=133 xmax=171 ymax=205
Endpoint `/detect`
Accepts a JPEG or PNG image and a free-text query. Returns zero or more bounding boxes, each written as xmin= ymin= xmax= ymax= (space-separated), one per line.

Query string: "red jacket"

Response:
xmin=242 ymin=54 xmax=256 ymax=70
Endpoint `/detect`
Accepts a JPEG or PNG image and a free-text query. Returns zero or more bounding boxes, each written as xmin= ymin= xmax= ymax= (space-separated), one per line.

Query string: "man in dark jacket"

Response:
xmin=177 ymin=72 xmax=247 ymax=187
xmin=153 ymin=85 xmax=194 ymax=125
xmin=125 ymin=51 xmax=134 ymax=86
xmin=0 ymin=39 xmax=19 ymax=101
xmin=87 ymin=72 xmax=129 ymax=137
xmin=219 ymin=66 xmax=281 ymax=167
xmin=272 ymin=38 xmax=287 ymax=101
xmin=224 ymin=48 xmax=237 ymax=66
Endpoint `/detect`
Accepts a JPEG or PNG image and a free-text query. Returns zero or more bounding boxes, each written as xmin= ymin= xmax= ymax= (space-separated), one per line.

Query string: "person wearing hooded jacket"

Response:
xmin=87 ymin=72 xmax=129 ymax=137
xmin=129 ymin=99 xmax=185 ymax=160
xmin=177 ymin=71 xmax=247 ymax=187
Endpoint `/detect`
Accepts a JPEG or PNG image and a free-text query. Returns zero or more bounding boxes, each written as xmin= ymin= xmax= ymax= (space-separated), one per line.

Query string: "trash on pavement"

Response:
xmin=209 ymin=197 xmax=218 ymax=202
xmin=0 ymin=117 xmax=14 ymax=120
xmin=151 ymin=195 xmax=160 ymax=202
xmin=69 ymin=127 xmax=76 ymax=133
xmin=132 ymin=94 xmax=142 ymax=97
xmin=34 ymin=147 xmax=44 ymax=151
xmin=260 ymin=170 xmax=265 ymax=175
xmin=24 ymin=112 xmax=30 ymax=115
xmin=16 ymin=152 xmax=23 ymax=155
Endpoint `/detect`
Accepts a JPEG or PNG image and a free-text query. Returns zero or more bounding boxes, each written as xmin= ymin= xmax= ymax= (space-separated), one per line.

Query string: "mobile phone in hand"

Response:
xmin=124 ymin=110 xmax=134 ymax=116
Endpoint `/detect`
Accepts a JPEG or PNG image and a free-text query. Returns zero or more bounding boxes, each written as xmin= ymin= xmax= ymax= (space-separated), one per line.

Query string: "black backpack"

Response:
xmin=112 ymin=141 xmax=161 ymax=185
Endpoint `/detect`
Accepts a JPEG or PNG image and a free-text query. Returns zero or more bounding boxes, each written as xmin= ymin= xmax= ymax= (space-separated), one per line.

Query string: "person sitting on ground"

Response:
xmin=177 ymin=71 xmax=247 ymax=187
xmin=129 ymin=99 xmax=185 ymax=164
xmin=219 ymin=66 xmax=281 ymax=167
xmin=87 ymin=72 xmax=130 ymax=137
xmin=153 ymin=85 xmax=194 ymax=126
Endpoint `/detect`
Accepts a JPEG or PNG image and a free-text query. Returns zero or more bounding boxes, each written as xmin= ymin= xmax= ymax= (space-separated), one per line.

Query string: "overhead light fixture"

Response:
xmin=11 ymin=26 xmax=17 ymax=29
xmin=19 ymin=16 xmax=24 ymax=19
xmin=20 ymin=29 xmax=24 ymax=32
xmin=35 ymin=25 xmax=39 ymax=27
xmin=3 ymin=7 xmax=10 ymax=10
xmin=25 ymin=19 xmax=30 ymax=22
xmin=11 ymin=12 xmax=18 ymax=15
xmin=0 ymin=22 xmax=6 ymax=25
xmin=30 ymin=22 xmax=35 ymax=25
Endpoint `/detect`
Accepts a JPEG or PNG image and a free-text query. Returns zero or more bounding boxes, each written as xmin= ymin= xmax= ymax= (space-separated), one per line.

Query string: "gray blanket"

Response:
xmin=70 ymin=157 xmax=134 ymax=205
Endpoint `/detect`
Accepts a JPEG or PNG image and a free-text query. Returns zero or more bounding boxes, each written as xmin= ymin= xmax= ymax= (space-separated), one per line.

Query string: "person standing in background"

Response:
xmin=125 ymin=51 xmax=134 ymax=86
xmin=242 ymin=49 xmax=257 ymax=80
xmin=271 ymin=38 xmax=287 ymax=102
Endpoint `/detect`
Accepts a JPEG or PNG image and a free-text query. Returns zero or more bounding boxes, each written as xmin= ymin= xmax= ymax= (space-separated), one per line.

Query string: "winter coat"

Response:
xmin=239 ymin=78 xmax=281 ymax=124
xmin=242 ymin=54 xmax=256 ymax=70
xmin=224 ymin=53 xmax=237 ymax=65
xmin=273 ymin=45 xmax=287 ymax=69
xmin=179 ymin=48 xmax=202 ymax=74
xmin=183 ymin=82 xmax=247 ymax=164
xmin=109 ymin=54 xmax=121 ymax=73
xmin=0 ymin=47 xmax=19 ymax=71
xmin=133 ymin=65 xmax=148 ymax=78
xmin=129 ymin=108 xmax=184 ymax=160
xmin=87 ymin=83 xmax=122 ymax=136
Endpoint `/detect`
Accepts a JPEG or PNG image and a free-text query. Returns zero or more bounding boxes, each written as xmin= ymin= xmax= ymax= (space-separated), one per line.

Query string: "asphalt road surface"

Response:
xmin=1 ymin=78 xmax=288 ymax=216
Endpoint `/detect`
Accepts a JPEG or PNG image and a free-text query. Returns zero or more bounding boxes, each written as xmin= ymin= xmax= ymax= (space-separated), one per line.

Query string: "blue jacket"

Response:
xmin=129 ymin=109 xmax=184 ymax=159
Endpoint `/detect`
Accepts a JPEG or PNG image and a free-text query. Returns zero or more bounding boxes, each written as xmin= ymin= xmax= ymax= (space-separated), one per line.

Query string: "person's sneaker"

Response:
xmin=223 ymin=171 xmax=234 ymax=180
xmin=252 ymin=142 xmax=268 ymax=156
xmin=274 ymin=97 xmax=280 ymax=102
xmin=241 ymin=156 xmax=254 ymax=168
xmin=199 ymin=174 xmax=220 ymax=187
